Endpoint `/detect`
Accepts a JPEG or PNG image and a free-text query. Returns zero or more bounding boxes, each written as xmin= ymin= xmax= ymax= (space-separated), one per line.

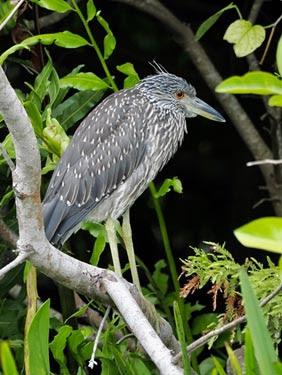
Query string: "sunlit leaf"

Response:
xmin=268 ymin=94 xmax=282 ymax=107
xmin=224 ymin=20 xmax=265 ymax=57
xmin=27 ymin=300 xmax=50 ymax=375
xmin=90 ymin=231 xmax=106 ymax=266
xmin=234 ymin=217 xmax=282 ymax=254
xmin=59 ymin=72 xmax=109 ymax=91
xmin=86 ymin=0 xmax=96 ymax=22
xmin=225 ymin=344 xmax=242 ymax=375
xmin=0 ymin=341 xmax=19 ymax=375
xmin=25 ymin=100 xmax=43 ymax=137
xmin=97 ymin=12 xmax=116 ymax=59
xmin=244 ymin=328 xmax=259 ymax=375
xmin=31 ymin=0 xmax=72 ymax=13
xmin=239 ymin=269 xmax=277 ymax=374
xmin=154 ymin=177 xmax=183 ymax=198
xmin=117 ymin=63 xmax=140 ymax=88
xmin=276 ymin=35 xmax=282 ymax=76
xmin=216 ymin=72 xmax=282 ymax=95
xmin=195 ymin=3 xmax=236 ymax=41
xmin=0 ymin=32 xmax=89 ymax=64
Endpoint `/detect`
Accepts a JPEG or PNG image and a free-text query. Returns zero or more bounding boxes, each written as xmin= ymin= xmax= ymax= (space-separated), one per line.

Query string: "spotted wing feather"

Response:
xmin=43 ymin=89 xmax=147 ymax=245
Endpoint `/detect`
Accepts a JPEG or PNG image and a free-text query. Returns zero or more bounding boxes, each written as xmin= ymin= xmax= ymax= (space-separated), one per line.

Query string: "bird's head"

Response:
xmin=138 ymin=73 xmax=225 ymax=122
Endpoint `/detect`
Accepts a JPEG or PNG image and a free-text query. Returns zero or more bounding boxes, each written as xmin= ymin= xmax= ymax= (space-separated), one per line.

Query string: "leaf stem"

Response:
xmin=71 ymin=0 xmax=118 ymax=92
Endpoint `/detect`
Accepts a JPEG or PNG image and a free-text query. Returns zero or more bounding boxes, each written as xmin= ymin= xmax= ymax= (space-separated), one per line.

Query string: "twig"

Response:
xmin=0 ymin=251 xmax=28 ymax=279
xmin=0 ymin=0 xmax=25 ymax=31
xmin=248 ymin=0 xmax=264 ymax=24
xmin=172 ymin=283 xmax=282 ymax=362
xmin=247 ymin=159 xmax=282 ymax=167
xmin=89 ymin=305 xmax=111 ymax=369
xmin=0 ymin=143 xmax=15 ymax=171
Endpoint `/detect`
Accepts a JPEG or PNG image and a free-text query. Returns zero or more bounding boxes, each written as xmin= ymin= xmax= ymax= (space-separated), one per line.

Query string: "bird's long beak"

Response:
xmin=183 ymin=96 xmax=225 ymax=122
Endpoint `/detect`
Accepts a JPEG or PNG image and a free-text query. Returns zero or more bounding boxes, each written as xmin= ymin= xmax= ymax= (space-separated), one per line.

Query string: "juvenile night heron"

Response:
xmin=43 ymin=70 xmax=225 ymax=288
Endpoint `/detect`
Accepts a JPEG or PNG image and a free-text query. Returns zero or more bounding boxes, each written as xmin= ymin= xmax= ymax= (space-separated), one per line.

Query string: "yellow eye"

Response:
xmin=175 ymin=91 xmax=185 ymax=99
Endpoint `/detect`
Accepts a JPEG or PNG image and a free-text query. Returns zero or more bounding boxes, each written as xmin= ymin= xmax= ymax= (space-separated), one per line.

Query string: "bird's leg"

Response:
xmin=105 ymin=218 xmax=122 ymax=276
xmin=122 ymin=209 xmax=141 ymax=291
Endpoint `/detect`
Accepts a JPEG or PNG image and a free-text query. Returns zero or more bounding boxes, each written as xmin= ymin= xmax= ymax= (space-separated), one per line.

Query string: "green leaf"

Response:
xmin=116 ymin=63 xmax=140 ymax=89
xmin=173 ymin=301 xmax=191 ymax=375
xmin=244 ymin=328 xmax=259 ymax=375
xmin=0 ymin=189 xmax=13 ymax=209
xmin=268 ymin=94 xmax=282 ymax=107
xmin=68 ymin=330 xmax=85 ymax=366
xmin=154 ymin=177 xmax=183 ymax=198
xmin=31 ymin=0 xmax=72 ymax=13
xmin=225 ymin=344 xmax=242 ymax=375
xmin=0 ymin=341 xmax=19 ymax=375
xmin=65 ymin=301 xmax=93 ymax=323
xmin=216 ymin=72 xmax=282 ymax=95
xmin=53 ymin=89 xmax=105 ymax=130
xmin=97 ymin=12 xmax=116 ymax=60
xmin=48 ymin=67 xmax=61 ymax=106
xmin=59 ymin=72 xmax=109 ymax=91
xmin=276 ymin=35 xmax=282 ymax=76
xmin=191 ymin=313 xmax=218 ymax=335
xmin=0 ymin=32 xmax=89 ymax=64
xmin=49 ymin=325 xmax=72 ymax=373
xmin=27 ymin=300 xmax=50 ymax=375
xmin=86 ymin=0 xmax=96 ymax=22
xmin=24 ymin=100 xmax=43 ymax=137
xmin=152 ymin=259 xmax=168 ymax=295
xmin=224 ymin=20 xmax=266 ymax=57
xmin=239 ymin=269 xmax=277 ymax=374
xmin=30 ymin=59 xmax=53 ymax=105
xmin=234 ymin=217 xmax=282 ymax=254
xmin=90 ymin=231 xmax=107 ymax=266
xmin=195 ymin=3 xmax=236 ymax=41
xmin=212 ymin=357 xmax=227 ymax=375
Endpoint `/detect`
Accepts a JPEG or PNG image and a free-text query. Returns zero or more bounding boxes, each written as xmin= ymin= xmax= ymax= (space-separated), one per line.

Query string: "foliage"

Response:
xmin=181 ymin=243 xmax=282 ymax=345
xmin=0 ymin=1 xmax=281 ymax=374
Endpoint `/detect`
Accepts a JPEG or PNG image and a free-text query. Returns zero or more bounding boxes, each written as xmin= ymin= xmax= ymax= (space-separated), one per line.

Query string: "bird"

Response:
xmin=43 ymin=68 xmax=225 ymax=287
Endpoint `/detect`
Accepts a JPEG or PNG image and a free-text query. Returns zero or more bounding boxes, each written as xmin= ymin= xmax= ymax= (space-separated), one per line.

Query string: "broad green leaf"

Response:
xmin=173 ymin=301 xmax=191 ymax=375
xmin=111 ymin=347 xmax=135 ymax=375
xmin=53 ymin=89 xmax=105 ymax=130
xmin=59 ymin=72 xmax=109 ymax=91
xmin=27 ymin=300 xmax=50 ymax=375
xmin=0 ymin=32 xmax=89 ymax=64
xmin=31 ymin=0 xmax=72 ymax=13
xmin=195 ymin=3 xmax=236 ymax=41
xmin=154 ymin=177 xmax=183 ymax=198
xmin=130 ymin=357 xmax=152 ymax=375
xmin=24 ymin=100 xmax=43 ymax=136
xmin=48 ymin=67 xmax=61 ymax=106
xmin=86 ymin=0 xmax=96 ymax=22
xmin=97 ymin=12 xmax=116 ymax=60
xmin=0 ymin=341 xmax=19 ymax=375
xmin=49 ymin=325 xmax=72 ymax=372
xmin=244 ymin=329 xmax=259 ymax=375
xmin=224 ymin=20 xmax=265 ymax=57
xmin=191 ymin=313 xmax=218 ymax=335
xmin=30 ymin=59 xmax=53 ymax=105
xmin=268 ymin=94 xmax=282 ymax=107
xmin=152 ymin=259 xmax=168 ymax=295
xmin=234 ymin=217 xmax=282 ymax=254
xmin=116 ymin=63 xmax=140 ymax=88
xmin=90 ymin=231 xmax=106 ymax=266
xmin=239 ymin=269 xmax=277 ymax=374
xmin=276 ymin=35 xmax=282 ymax=76
xmin=216 ymin=72 xmax=282 ymax=95
xmin=65 ymin=300 xmax=93 ymax=323
xmin=225 ymin=344 xmax=242 ymax=375
xmin=68 ymin=330 xmax=85 ymax=366
xmin=81 ymin=221 xmax=106 ymax=238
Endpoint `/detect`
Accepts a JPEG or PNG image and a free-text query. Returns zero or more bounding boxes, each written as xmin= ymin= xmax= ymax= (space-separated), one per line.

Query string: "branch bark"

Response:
xmin=115 ymin=0 xmax=282 ymax=216
xmin=0 ymin=66 xmax=182 ymax=375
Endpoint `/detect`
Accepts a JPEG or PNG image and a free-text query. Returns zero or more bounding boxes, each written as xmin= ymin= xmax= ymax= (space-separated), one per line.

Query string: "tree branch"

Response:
xmin=114 ymin=0 xmax=282 ymax=216
xmin=0 ymin=250 xmax=28 ymax=279
xmin=0 ymin=66 xmax=182 ymax=375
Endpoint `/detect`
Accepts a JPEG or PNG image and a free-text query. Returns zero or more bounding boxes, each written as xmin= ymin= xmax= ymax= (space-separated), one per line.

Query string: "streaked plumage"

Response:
xmin=43 ymin=72 xmax=225 ymax=245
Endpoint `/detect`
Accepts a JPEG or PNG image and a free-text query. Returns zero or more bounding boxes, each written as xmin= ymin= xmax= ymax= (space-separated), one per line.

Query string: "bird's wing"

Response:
xmin=43 ymin=89 xmax=148 ymax=245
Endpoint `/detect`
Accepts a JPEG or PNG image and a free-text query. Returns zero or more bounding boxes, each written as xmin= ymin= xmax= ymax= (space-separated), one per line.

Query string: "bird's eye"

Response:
xmin=175 ymin=91 xmax=185 ymax=100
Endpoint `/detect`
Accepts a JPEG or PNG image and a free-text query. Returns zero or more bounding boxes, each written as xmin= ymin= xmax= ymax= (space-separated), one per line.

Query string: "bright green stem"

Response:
xmin=149 ymin=181 xmax=199 ymax=372
xmin=71 ymin=0 xmax=118 ymax=92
